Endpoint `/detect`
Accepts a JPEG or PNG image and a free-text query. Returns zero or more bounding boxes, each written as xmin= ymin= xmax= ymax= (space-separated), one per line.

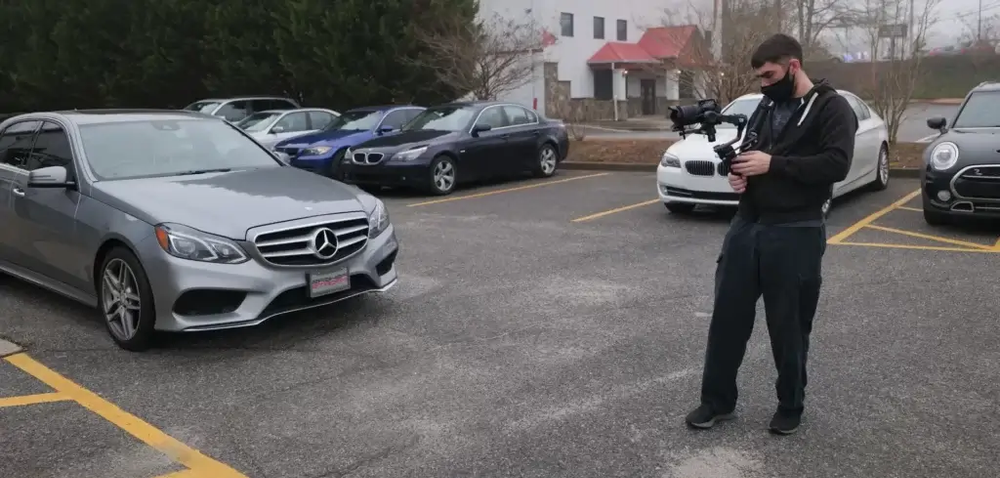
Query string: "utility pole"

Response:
xmin=979 ymin=0 xmax=984 ymax=41
xmin=909 ymin=0 xmax=915 ymax=56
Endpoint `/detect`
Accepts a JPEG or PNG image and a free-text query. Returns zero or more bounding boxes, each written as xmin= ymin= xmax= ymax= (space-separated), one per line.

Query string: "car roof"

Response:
xmin=970 ymin=81 xmax=1000 ymax=92
xmin=192 ymin=96 xmax=297 ymax=102
xmin=346 ymin=105 xmax=423 ymax=113
xmin=733 ymin=89 xmax=858 ymax=103
xmin=43 ymin=109 xmax=222 ymax=125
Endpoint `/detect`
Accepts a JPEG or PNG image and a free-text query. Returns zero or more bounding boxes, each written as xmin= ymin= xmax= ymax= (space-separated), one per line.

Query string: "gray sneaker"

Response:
xmin=685 ymin=404 xmax=736 ymax=429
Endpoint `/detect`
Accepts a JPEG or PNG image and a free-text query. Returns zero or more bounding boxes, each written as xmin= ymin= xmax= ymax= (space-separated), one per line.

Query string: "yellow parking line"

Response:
xmin=864 ymin=225 xmax=996 ymax=250
xmin=994 ymin=237 xmax=1000 ymax=250
xmin=407 ymin=173 xmax=609 ymax=207
xmin=4 ymin=353 xmax=247 ymax=478
xmin=153 ymin=469 xmax=202 ymax=478
xmin=572 ymin=199 xmax=661 ymax=223
xmin=897 ymin=206 xmax=923 ymax=212
xmin=835 ymin=242 xmax=997 ymax=253
xmin=0 ymin=392 xmax=70 ymax=408
xmin=827 ymin=188 xmax=921 ymax=244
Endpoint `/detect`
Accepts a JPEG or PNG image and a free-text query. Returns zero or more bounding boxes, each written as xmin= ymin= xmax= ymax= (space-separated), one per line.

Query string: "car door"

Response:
xmin=9 ymin=120 xmax=91 ymax=292
xmin=501 ymin=105 xmax=541 ymax=172
xmin=307 ymin=110 xmax=336 ymax=132
xmin=461 ymin=106 xmax=511 ymax=181
xmin=268 ymin=111 xmax=311 ymax=147
xmin=0 ymin=120 xmax=41 ymax=265
xmin=843 ymin=94 xmax=880 ymax=187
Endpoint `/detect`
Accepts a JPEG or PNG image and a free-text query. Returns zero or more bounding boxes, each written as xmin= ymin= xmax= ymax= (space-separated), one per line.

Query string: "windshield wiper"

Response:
xmin=174 ymin=168 xmax=233 ymax=176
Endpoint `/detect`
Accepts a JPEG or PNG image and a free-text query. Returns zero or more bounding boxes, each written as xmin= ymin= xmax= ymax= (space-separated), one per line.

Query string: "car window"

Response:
xmin=308 ymin=112 xmax=334 ymax=129
xmin=952 ymin=91 xmax=1000 ymax=128
xmin=475 ymin=106 xmax=507 ymax=129
xmin=77 ymin=119 xmax=281 ymax=181
xmin=274 ymin=112 xmax=309 ymax=132
xmin=183 ymin=101 xmax=221 ymax=114
xmin=237 ymin=112 xmax=283 ymax=132
xmin=402 ymin=106 xmax=477 ymax=132
xmin=325 ymin=110 xmax=382 ymax=131
xmin=23 ymin=121 xmax=74 ymax=173
xmin=716 ymin=98 xmax=762 ymax=128
xmin=524 ymin=108 xmax=538 ymax=123
xmin=844 ymin=95 xmax=870 ymax=121
xmin=215 ymin=101 xmax=251 ymax=121
xmin=404 ymin=109 xmax=424 ymax=122
xmin=503 ymin=106 xmax=534 ymax=126
xmin=268 ymin=99 xmax=298 ymax=110
xmin=379 ymin=110 xmax=410 ymax=130
xmin=0 ymin=120 xmax=40 ymax=169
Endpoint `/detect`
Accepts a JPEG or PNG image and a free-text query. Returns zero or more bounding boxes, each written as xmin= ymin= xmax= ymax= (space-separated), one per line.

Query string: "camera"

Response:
xmin=667 ymin=98 xmax=759 ymax=171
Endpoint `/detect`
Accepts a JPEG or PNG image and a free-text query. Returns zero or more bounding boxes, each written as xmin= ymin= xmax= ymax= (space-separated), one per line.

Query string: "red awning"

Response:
xmin=587 ymin=42 xmax=658 ymax=64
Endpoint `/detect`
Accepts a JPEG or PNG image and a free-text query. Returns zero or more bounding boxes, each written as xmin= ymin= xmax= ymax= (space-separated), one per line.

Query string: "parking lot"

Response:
xmin=1 ymin=171 xmax=998 ymax=478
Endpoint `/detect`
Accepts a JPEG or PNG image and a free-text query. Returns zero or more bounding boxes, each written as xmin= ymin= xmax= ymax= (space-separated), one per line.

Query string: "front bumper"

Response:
xmin=656 ymin=164 xmax=739 ymax=206
xmin=922 ymin=165 xmax=1000 ymax=217
xmin=138 ymin=224 xmax=400 ymax=332
xmin=341 ymin=161 xmax=430 ymax=187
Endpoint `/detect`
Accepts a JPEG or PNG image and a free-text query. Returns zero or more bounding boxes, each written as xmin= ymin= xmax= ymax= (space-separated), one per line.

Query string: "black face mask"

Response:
xmin=761 ymin=67 xmax=796 ymax=102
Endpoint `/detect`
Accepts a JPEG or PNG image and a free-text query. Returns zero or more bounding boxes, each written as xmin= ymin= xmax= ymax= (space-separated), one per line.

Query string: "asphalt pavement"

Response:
xmin=581 ymin=103 xmax=960 ymax=143
xmin=1 ymin=172 xmax=999 ymax=478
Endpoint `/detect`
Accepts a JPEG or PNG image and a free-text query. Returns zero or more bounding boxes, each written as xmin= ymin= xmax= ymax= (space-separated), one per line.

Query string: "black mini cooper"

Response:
xmin=921 ymin=81 xmax=1000 ymax=225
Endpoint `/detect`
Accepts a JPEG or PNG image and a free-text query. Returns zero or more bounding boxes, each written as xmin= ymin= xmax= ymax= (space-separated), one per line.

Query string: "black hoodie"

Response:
xmin=737 ymin=79 xmax=857 ymax=224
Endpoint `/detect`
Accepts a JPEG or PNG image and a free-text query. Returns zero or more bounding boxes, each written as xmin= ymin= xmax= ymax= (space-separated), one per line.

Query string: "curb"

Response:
xmin=0 ymin=337 xmax=23 ymax=357
xmin=563 ymin=161 xmax=923 ymax=178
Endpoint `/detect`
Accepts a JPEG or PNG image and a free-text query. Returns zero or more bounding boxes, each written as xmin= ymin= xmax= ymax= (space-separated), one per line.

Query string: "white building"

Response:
xmin=476 ymin=0 xmax=715 ymax=120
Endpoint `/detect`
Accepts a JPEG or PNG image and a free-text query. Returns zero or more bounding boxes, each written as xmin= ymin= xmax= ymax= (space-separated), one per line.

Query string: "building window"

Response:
xmin=593 ymin=70 xmax=613 ymax=100
xmin=593 ymin=16 xmax=605 ymax=39
xmin=560 ymin=13 xmax=574 ymax=37
xmin=617 ymin=19 xmax=627 ymax=41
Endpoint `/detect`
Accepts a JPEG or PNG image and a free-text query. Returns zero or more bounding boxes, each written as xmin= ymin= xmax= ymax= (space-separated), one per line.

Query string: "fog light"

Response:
xmin=936 ymin=190 xmax=951 ymax=201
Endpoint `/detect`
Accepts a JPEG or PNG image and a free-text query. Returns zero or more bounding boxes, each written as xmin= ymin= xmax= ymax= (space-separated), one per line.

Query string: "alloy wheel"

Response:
xmin=878 ymin=147 xmax=890 ymax=185
xmin=433 ymin=159 xmax=455 ymax=192
xmin=101 ymin=258 xmax=141 ymax=341
xmin=539 ymin=147 xmax=557 ymax=175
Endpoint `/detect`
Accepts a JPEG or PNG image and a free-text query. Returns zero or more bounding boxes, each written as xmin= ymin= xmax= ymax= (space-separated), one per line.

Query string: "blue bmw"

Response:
xmin=273 ymin=105 xmax=425 ymax=179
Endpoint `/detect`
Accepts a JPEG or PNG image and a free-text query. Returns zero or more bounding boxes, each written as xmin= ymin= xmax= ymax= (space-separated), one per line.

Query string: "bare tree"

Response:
xmin=790 ymin=0 xmax=851 ymax=56
xmin=958 ymin=12 xmax=999 ymax=46
xmin=647 ymin=0 xmax=786 ymax=104
xmin=847 ymin=0 xmax=940 ymax=144
xmin=411 ymin=11 xmax=550 ymax=101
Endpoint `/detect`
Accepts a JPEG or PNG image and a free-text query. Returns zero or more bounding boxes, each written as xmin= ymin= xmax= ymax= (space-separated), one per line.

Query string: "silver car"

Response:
xmin=0 ymin=110 xmax=400 ymax=351
xmin=236 ymin=108 xmax=340 ymax=149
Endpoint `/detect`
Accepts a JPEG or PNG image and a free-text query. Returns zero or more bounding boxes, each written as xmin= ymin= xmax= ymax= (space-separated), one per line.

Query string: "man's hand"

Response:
xmin=728 ymin=173 xmax=747 ymax=193
xmin=731 ymin=151 xmax=771 ymax=176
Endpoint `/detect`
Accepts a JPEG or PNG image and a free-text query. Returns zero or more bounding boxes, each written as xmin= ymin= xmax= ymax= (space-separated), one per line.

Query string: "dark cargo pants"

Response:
xmin=699 ymin=214 xmax=826 ymax=417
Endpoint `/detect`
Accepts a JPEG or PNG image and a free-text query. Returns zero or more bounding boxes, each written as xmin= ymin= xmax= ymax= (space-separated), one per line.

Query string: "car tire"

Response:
xmin=427 ymin=155 xmax=457 ymax=195
xmin=97 ymin=246 xmax=157 ymax=352
xmin=665 ymin=202 xmax=695 ymax=214
xmin=533 ymin=143 xmax=559 ymax=178
xmin=869 ymin=143 xmax=890 ymax=191
xmin=325 ymin=148 xmax=348 ymax=181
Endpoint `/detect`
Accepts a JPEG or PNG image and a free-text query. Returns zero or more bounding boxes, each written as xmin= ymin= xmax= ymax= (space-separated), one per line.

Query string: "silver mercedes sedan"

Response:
xmin=0 ymin=110 xmax=400 ymax=351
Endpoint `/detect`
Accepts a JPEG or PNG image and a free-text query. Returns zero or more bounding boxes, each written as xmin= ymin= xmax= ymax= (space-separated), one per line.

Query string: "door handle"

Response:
xmin=11 ymin=187 xmax=25 ymax=197
xmin=501 ymin=134 xmax=510 ymax=139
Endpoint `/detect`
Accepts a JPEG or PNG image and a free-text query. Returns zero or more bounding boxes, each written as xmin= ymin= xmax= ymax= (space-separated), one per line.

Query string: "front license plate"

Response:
xmin=307 ymin=269 xmax=350 ymax=298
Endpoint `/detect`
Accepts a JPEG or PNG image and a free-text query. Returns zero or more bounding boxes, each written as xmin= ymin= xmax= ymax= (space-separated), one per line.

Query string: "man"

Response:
xmin=684 ymin=33 xmax=856 ymax=435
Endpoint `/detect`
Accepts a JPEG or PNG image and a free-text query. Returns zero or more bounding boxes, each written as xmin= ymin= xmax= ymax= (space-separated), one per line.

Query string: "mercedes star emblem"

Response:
xmin=309 ymin=227 xmax=339 ymax=259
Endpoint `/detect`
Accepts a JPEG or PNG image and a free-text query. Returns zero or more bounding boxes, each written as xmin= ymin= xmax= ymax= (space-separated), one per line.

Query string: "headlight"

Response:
xmin=302 ymin=146 xmax=332 ymax=156
xmin=154 ymin=223 xmax=248 ymax=264
xmin=929 ymin=142 xmax=959 ymax=170
xmin=660 ymin=152 xmax=681 ymax=168
xmin=393 ymin=146 xmax=428 ymax=161
xmin=368 ymin=199 xmax=390 ymax=238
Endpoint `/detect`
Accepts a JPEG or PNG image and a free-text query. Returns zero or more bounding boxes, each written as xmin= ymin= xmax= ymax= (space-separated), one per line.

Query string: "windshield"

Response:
xmin=237 ymin=112 xmax=283 ymax=132
xmin=952 ymin=91 xmax=1000 ymax=128
xmin=183 ymin=101 xmax=222 ymax=114
xmin=78 ymin=119 xmax=281 ymax=180
xmin=718 ymin=98 xmax=762 ymax=128
xmin=402 ymin=106 xmax=478 ymax=132
xmin=324 ymin=110 xmax=383 ymax=131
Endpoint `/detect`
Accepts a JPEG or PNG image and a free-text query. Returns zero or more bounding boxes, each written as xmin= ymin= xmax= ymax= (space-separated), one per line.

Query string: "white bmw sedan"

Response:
xmin=655 ymin=90 xmax=891 ymax=216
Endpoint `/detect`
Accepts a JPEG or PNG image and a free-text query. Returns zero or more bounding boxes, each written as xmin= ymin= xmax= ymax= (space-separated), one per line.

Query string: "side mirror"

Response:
xmin=271 ymin=126 xmax=285 ymax=134
xmin=377 ymin=126 xmax=395 ymax=135
xmin=472 ymin=124 xmax=492 ymax=135
xmin=28 ymin=166 xmax=74 ymax=189
xmin=927 ymin=117 xmax=947 ymax=132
